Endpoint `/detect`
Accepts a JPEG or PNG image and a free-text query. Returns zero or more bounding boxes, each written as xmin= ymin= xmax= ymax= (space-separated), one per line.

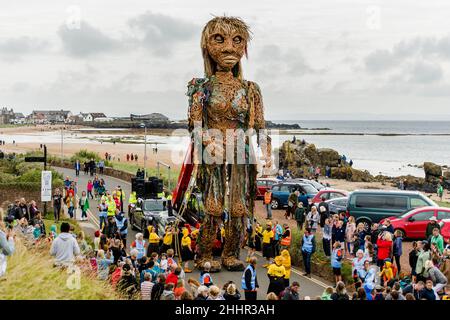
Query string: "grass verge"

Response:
xmin=0 ymin=238 xmax=119 ymax=300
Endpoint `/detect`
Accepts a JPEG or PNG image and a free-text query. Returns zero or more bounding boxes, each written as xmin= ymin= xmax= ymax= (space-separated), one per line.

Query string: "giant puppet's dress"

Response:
xmin=186 ymin=71 xmax=267 ymax=271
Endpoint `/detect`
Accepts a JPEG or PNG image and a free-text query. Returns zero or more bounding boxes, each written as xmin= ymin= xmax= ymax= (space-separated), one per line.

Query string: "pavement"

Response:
xmin=55 ymin=166 xmax=331 ymax=299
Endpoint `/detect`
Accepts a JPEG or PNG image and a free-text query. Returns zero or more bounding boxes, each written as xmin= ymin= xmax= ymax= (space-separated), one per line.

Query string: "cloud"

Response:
xmin=364 ymin=49 xmax=400 ymax=73
xmin=58 ymin=21 xmax=122 ymax=57
xmin=127 ymin=11 xmax=198 ymax=56
xmin=364 ymin=35 xmax=450 ymax=73
xmin=408 ymin=60 xmax=443 ymax=83
xmin=0 ymin=36 xmax=49 ymax=61
xmin=254 ymin=45 xmax=320 ymax=85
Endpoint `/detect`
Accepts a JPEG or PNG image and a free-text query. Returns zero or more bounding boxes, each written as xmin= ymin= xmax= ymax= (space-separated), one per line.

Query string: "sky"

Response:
xmin=2 ymin=0 xmax=450 ymax=120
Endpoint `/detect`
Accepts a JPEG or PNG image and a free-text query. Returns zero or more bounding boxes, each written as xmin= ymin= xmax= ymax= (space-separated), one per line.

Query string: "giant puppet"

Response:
xmin=185 ymin=16 xmax=271 ymax=271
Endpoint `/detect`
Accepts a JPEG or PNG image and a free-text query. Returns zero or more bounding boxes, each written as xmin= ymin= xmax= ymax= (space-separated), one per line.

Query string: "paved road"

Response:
xmin=56 ymin=167 xmax=330 ymax=299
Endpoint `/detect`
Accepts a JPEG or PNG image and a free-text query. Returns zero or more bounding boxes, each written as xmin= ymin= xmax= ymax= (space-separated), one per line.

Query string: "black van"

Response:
xmin=347 ymin=189 xmax=437 ymax=227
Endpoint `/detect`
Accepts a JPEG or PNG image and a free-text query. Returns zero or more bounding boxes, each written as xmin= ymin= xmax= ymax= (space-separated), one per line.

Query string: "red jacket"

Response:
xmin=166 ymin=272 xmax=178 ymax=287
xmin=376 ymin=238 xmax=392 ymax=261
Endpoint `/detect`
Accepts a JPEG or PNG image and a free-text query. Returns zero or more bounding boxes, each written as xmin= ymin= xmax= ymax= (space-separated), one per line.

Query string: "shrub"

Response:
xmin=70 ymin=149 xmax=100 ymax=163
xmin=0 ymin=172 xmax=15 ymax=183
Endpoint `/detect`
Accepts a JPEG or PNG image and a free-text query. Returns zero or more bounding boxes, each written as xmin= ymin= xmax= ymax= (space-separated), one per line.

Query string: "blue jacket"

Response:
xmin=331 ymin=248 xmax=343 ymax=268
xmin=393 ymin=236 xmax=403 ymax=256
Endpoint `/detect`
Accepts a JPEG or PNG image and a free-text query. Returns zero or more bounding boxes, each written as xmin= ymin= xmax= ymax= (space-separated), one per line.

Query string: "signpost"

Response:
xmin=41 ymin=171 xmax=52 ymax=202
xmin=25 ymin=145 xmax=49 ymax=214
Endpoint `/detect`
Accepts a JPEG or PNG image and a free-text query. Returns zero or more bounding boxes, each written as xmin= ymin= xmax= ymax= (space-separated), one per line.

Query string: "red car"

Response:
xmin=310 ymin=189 xmax=349 ymax=204
xmin=256 ymin=178 xmax=280 ymax=199
xmin=381 ymin=206 xmax=450 ymax=241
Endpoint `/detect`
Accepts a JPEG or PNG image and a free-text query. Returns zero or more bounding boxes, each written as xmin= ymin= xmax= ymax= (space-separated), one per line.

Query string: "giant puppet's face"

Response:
xmin=206 ymin=27 xmax=247 ymax=72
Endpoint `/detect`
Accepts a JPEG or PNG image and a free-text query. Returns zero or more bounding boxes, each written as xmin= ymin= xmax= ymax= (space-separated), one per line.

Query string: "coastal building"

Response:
xmin=130 ymin=113 xmax=170 ymax=125
xmin=28 ymin=110 xmax=72 ymax=124
xmin=11 ymin=112 xmax=25 ymax=124
xmin=0 ymin=107 xmax=15 ymax=124
xmin=80 ymin=112 xmax=107 ymax=122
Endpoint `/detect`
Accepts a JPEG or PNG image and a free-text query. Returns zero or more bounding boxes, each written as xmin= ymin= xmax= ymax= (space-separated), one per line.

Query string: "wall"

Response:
xmin=0 ymin=185 xmax=43 ymax=210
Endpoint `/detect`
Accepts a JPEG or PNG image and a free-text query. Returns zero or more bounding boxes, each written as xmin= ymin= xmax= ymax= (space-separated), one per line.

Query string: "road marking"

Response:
xmin=87 ymin=209 xmax=100 ymax=228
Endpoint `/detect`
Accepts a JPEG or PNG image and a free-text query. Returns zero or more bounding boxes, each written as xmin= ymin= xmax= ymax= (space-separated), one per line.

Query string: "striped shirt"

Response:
xmin=141 ymin=281 xmax=154 ymax=300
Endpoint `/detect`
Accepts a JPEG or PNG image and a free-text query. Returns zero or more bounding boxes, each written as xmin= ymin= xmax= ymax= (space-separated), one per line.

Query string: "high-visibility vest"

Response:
xmin=107 ymin=200 xmax=116 ymax=216
xmin=129 ymin=193 xmax=137 ymax=204
xmin=115 ymin=217 xmax=128 ymax=235
xmin=241 ymin=265 xmax=256 ymax=291
xmin=280 ymin=231 xmax=291 ymax=246
xmin=264 ymin=192 xmax=272 ymax=204
xmin=135 ymin=240 xmax=146 ymax=259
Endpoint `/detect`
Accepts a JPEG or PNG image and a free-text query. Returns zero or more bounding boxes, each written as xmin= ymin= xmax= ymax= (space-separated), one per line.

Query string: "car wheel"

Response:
xmin=271 ymin=199 xmax=280 ymax=210
xmin=358 ymin=218 xmax=371 ymax=232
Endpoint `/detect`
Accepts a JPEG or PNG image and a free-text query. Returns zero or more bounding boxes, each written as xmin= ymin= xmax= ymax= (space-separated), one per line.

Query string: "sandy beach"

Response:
xmin=0 ymin=125 xmax=182 ymax=169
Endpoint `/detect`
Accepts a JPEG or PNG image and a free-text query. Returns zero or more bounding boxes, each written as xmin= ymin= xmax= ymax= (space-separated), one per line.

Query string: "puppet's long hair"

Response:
xmin=200 ymin=16 xmax=252 ymax=80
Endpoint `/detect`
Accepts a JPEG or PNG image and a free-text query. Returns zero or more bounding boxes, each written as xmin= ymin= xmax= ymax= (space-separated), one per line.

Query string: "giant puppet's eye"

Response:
xmin=233 ymin=36 xmax=242 ymax=44
xmin=214 ymin=34 xmax=224 ymax=43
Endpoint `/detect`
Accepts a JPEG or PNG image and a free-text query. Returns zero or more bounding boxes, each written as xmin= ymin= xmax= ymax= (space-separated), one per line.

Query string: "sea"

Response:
xmin=274 ymin=120 xmax=450 ymax=178
xmin=1 ymin=120 xmax=449 ymax=178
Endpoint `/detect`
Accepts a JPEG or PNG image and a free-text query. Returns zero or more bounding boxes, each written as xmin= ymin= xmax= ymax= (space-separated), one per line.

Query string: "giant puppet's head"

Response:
xmin=201 ymin=16 xmax=251 ymax=80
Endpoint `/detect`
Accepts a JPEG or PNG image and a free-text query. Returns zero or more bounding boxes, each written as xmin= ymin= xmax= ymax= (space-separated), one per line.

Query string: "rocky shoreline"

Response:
xmin=278 ymin=139 xmax=450 ymax=192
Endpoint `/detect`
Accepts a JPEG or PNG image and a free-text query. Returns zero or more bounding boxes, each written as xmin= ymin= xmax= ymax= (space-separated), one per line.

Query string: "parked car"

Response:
xmin=256 ymin=177 xmax=281 ymax=198
xmin=380 ymin=206 xmax=450 ymax=239
xmin=347 ymin=190 xmax=437 ymax=228
xmin=287 ymin=178 xmax=326 ymax=191
xmin=440 ymin=220 xmax=450 ymax=243
xmin=310 ymin=189 xmax=349 ymax=204
xmin=270 ymin=182 xmax=319 ymax=209
xmin=315 ymin=196 xmax=348 ymax=215
xmin=129 ymin=198 xmax=183 ymax=235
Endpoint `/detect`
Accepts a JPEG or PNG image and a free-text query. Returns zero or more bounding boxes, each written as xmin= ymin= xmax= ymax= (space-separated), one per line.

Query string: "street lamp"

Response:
xmin=140 ymin=122 xmax=147 ymax=179
xmin=60 ymin=126 xmax=64 ymax=159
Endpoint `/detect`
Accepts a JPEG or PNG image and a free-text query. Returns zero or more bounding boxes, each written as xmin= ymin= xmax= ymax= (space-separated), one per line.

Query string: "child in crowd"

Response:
xmin=67 ymin=194 xmax=75 ymax=219
xmin=160 ymin=253 xmax=168 ymax=274
xmin=331 ymin=241 xmax=344 ymax=285
xmin=79 ymin=191 xmax=90 ymax=221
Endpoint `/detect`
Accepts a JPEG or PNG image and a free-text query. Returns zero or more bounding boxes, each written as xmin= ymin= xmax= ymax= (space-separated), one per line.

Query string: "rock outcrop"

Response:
xmin=278 ymin=139 xmax=374 ymax=182
xmin=424 ymin=162 xmax=442 ymax=182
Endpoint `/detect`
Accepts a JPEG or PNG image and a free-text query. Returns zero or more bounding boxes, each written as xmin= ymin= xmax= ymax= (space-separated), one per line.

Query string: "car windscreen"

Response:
xmin=300 ymin=184 xmax=318 ymax=194
xmin=144 ymin=201 xmax=165 ymax=211
xmin=309 ymin=181 xmax=325 ymax=190
xmin=398 ymin=208 xmax=416 ymax=218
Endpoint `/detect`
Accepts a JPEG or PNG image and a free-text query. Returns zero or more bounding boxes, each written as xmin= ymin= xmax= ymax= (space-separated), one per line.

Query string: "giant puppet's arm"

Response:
xmin=187 ymin=79 xmax=205 ymax=165
xmin=249 ymin=82 xmax=272 ymax=169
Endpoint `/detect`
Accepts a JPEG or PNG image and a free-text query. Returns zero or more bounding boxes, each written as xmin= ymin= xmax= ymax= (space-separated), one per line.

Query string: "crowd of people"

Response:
xmin=2 ymin=165 xmax=450 ymax=301
xmin=257 ymin=185 xmax=450 ymax=300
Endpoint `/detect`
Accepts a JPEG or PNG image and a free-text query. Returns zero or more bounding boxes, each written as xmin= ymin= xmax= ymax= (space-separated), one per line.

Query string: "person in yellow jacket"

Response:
xmin=147 ymin=225 xmax=160 ymax=256
xmin=160 ymin=226 xmax=173 ymax=254
xmin=181 ymin=228 xmax=194 ymax=273
xmin=280 ymin=249 xmax=291 ymax=287
xmin=106 ymin=195 xmax=117 ymax=217
xmin=128 ymin=191 xmax=137 ymax=214
xmin=267 ymin=255 xmax=286 ymax=296
xmin=262 ymin=223 xmax=274 ymax=267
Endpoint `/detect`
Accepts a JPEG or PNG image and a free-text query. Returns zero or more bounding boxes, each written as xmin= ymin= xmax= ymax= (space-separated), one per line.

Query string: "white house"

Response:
xmin=81 ymin=112 xmax=107 ymax=122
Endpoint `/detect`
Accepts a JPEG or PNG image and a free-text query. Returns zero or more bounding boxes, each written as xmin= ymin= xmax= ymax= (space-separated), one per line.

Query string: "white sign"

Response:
xmin=41 ymin=171 xmax=52 ymax=202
